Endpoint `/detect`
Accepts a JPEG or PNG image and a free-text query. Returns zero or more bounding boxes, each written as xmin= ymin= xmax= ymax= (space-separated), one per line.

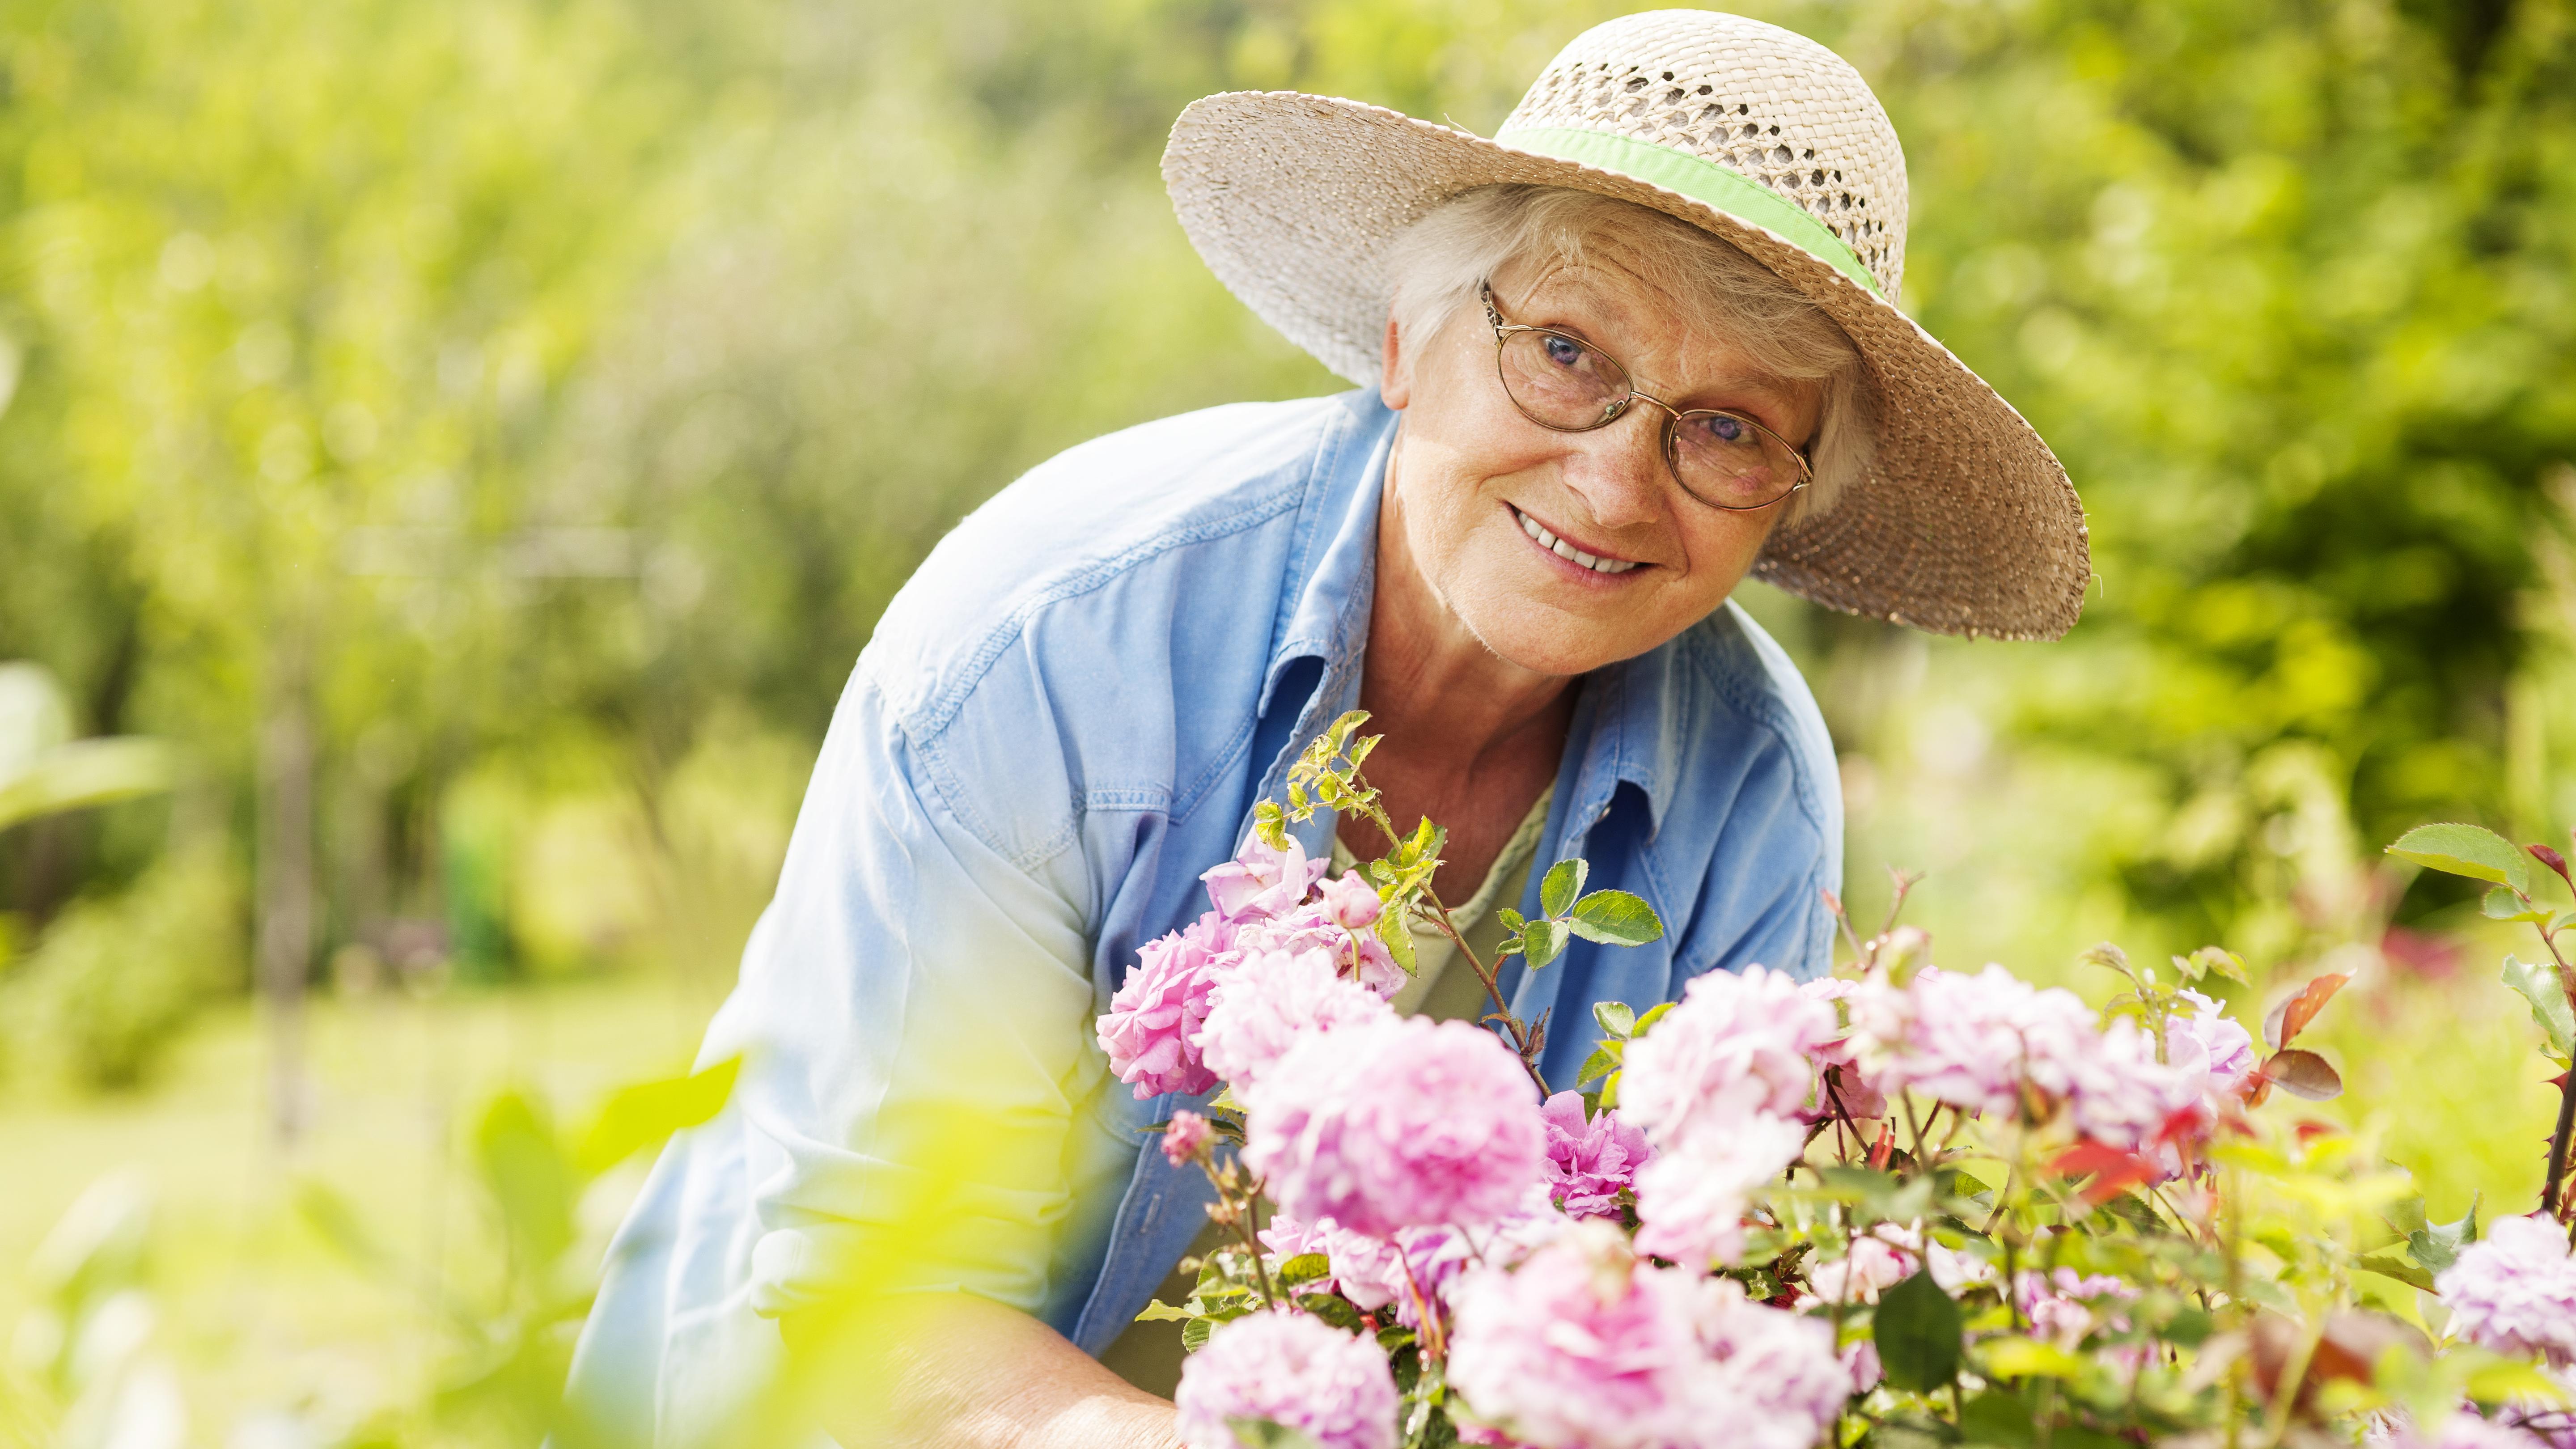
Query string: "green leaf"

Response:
xmin=1567 ymin=890 xmax=1663 ymax=947
xmin=1495 ymin=907 xmax=1525 ymax=932
xmin=1977 ymin=1335 xmax=2083 ymax=1380
xmin=1955 ymin=1391 xmax=2038 ymax=1447
xmin=1298 ymin=1292 xmax=1364 ymax=1330
xmin=2486 ymin=887 xmax=2554 ymax=923
xmin=2408 ymin=1193 xmax=2481 ymax=1274
xmin=2502 ymin=956 xmax=2576 ymax=1059
xmin=1540 ymin=858 xmax=1587 ymax=918
xmin=0 ymin=736 xmax=180 ymax=832
xmin=1813 ymin=1165 xmax=1901 ymax=1206
xmin=1254 ymin=800 xmax=1288 ymax=849
xmin=2466 ymin=1359 xmax=2564 ymax=1405
xmin=1592 ymin=1000 xmax=1636 ymax=1039
xmin=1576 ymin=1042 xmax=1622 ymax=1088
xmin=1182 ymin=1316 xmax=1215 ymax=1353
xmin=1228 ymin=1419 xmax=1324 ymax=1449
xmin=2388 ymin=822 xmax=2530 ymax=894
xmin=473 ymin=1090 xmax=574 ymax=1271
xmin=1630 ymin=1001 xmax=1676 ymax=1038
xmin=1131 ymin=1299 xmax=1196 ymax=1322
xmin=1377 ymin=907 xmax=1416 ymax=975
xmin=2357 ymin=1253 xmax=2437 ymax=1291
xmin=575 ymin=1056 xmax=740 ymax=1178
xmin=1275 ymin=1252 xmax=1332 ymax=1287
xmin=1874 ymin=1269 xmax=1964 ymax=1391
xmin=2081 ymin=941 xmax=2135 ymax=983
xmin=1523 ymin=918 xmax=1570 ymax=968
xmin=2160 ymin=1307 xmax=2215 ymax=1347
xmin=294 ymin=1180 xmax=393 ymax=1274
xmin=2183 ymin=945 xmax=2249 ymax=984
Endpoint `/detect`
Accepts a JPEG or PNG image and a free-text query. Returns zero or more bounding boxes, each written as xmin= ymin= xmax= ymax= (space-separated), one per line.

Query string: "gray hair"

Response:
xmin=1383 ymin=184 xmax=1875 ymax=522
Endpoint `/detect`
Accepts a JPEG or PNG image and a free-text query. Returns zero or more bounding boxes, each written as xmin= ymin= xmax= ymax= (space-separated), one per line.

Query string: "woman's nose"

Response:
xmin=1557 ymin=404 xmax=1669 ymax=529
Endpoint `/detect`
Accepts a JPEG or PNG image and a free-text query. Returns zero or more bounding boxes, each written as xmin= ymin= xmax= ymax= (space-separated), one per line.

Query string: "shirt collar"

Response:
xmin=1260 ymin=392 xmax=1397 ymax=717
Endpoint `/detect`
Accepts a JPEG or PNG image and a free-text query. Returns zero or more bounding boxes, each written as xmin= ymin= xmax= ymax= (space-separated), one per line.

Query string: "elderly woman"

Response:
xmin=568 ymin=10 xmax=2085 ymax=1449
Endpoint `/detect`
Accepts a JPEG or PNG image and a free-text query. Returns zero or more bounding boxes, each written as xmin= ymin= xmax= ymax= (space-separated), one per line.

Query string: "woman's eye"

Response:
xmin=1542 ymin=335 xmax=1583 ymax=368
xmin=1690 ymin=414 xmax=1749 ymax=445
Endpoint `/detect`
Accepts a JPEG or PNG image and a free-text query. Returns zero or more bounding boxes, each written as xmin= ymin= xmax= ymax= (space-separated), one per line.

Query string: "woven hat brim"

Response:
xmin=1163 ymin=91 xmax=2092 ymax=642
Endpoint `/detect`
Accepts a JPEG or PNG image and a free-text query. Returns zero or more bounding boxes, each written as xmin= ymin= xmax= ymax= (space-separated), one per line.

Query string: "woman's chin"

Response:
xmin=1451 ymin=606 xmax=1654 ymax=678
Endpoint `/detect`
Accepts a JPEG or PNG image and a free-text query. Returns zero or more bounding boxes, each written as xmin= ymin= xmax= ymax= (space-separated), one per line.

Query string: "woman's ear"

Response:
xmin=1379 ymin=315 xmax=1411 ymax=410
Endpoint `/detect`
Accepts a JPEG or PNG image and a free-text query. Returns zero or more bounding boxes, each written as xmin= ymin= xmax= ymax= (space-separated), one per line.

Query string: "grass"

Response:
xmin=0 ymin=970 xmax=727 ymax=1445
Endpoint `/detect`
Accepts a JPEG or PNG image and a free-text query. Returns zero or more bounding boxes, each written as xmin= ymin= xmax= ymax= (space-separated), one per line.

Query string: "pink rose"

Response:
xmin=1244 ymin=1016 xmax=1547 ymax=1238
xmin=1631 ymin=1113 xmax=1806 ymax=1271
xmin=1202 ymin=835 xmax=1327 ymax=922
xmin=1198 ymin=945 xmax=1392 ymax=1089
xmin=1162 ymin=1110 xmax=1213 ymax=1166
xmin=1096 ymin=928 xmax=1224 ymax=1099
xmin=1619 ymin=967 xmax=1841 ymax=1152
xmin=1174 ymin=1309 xmax=1398 ymax=1449
xmin=1537 ymin=1092 xmax=1652 ymax=1220
xmin=1234 ymin=903 xmax=1407 ymax=998
xmin=1318 ymin=870 xmax=1385 ymax=930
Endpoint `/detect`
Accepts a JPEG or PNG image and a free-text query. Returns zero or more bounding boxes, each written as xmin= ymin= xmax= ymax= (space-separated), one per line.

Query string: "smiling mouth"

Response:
xmin=1513 ymin=506 xmax=1643 ymax=576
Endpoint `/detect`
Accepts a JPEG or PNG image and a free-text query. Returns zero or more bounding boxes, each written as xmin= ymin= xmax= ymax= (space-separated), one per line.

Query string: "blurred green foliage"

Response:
xmin=2 ymin=843 xmax=241 ymax=1089
xmin=1 ymin=0 xmax=2569 ymax=1000
xmin=294 ymin=1057 xmax=737 ymax=1447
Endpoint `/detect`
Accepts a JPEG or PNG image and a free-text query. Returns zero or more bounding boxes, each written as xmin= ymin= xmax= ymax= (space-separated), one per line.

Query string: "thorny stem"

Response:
xmin=1982 ymin=1159 xmax=2018 ymax=1237
xmin=2550 ymin=1081 xmax=2576 ymax=1223
xmin=1826 ymin=889 xmax=1870 ymax=966
xmin=1203 ymin=1159 xmax=1280 ymax=1308
xmin=2532 ymin=908 xmax=2576 ymax=1220
xmin=1824 ymin=1075 xmax=1862 ymax=1165
xmin=1396 ymin=1247 xmax=1447 ymax=1363
xmin=1877 ymin=868 xmax=1921 ymax=940
xmin=2222 ymin=1159 xmax=2246 ymax=1449
xmin=1904 ymin=1095 xmax=1933 ymax=1166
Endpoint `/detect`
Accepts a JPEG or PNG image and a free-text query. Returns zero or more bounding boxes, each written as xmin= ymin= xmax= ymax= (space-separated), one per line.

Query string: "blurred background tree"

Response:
xmin=0 ymin=0 xmax=2572 ymax=1435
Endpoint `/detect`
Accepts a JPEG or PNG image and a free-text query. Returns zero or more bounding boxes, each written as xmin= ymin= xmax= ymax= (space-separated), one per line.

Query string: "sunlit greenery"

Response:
xmin=1 ymin=0 xmax=2572 ymax=1443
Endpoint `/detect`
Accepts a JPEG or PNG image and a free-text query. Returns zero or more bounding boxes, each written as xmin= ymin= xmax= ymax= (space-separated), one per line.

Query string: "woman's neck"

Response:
xmin=1347 ymin=469 xmax=1575 ymax=894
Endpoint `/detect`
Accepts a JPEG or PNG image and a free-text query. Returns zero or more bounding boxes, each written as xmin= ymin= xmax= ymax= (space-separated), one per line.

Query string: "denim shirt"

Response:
xmin=565 ymin=389 xmax=1841 ymax=1446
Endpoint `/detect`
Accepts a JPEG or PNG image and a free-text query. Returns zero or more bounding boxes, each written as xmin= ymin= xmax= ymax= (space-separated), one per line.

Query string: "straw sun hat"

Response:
xmin=1163 ymin=9 xmax=2089 ymax=641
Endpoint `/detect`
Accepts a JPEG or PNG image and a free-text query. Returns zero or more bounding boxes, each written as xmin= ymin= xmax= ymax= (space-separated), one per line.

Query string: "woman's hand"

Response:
xmin=784 ymin=1292 xmax=1182 ymax=1449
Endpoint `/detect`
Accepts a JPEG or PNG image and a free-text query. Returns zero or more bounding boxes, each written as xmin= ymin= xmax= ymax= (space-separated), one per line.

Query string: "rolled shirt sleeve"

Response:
xmin=705 ymin=665 xmax=1126 ymax=1319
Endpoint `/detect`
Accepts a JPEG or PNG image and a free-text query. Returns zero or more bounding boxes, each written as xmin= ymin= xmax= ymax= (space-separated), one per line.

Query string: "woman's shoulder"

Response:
xmin=864 ymin=392 xmax=1373 ymax=705
xmin=1664 ymin=599 xmax=1841 ymax=843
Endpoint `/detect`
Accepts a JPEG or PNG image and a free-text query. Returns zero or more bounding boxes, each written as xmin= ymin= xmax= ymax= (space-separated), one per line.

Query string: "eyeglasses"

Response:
xmin=1480 ymin=282 xmax=1811 ymax=512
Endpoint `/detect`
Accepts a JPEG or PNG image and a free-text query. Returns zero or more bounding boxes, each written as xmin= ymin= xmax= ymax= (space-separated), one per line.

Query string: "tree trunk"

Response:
xmin=257 ymin=664 xmax=316 ymax=1145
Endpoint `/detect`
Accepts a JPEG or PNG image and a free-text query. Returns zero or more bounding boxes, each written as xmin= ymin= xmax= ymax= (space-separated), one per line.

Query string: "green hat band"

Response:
xmin=1492 ymin=125 xmax=1884 ymax=297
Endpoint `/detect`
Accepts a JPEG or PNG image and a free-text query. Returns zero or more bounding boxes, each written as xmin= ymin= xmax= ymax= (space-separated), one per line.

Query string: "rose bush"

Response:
xmin=1098 ymin=717 xmax=2576 ymax=1449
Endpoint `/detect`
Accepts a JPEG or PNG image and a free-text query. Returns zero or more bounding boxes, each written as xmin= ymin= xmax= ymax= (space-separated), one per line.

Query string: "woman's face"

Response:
xmin=1380 ymin=243 xmax=1822 ymax=678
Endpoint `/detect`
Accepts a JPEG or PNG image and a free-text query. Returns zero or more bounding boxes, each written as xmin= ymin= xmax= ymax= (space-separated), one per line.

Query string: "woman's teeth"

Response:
xmin=1517 ymin=508 xmax=1638 ymax=575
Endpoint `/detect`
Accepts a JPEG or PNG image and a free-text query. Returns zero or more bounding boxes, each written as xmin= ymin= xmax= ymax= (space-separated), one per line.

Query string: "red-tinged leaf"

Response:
xmin=2052 ymin=1141 xmax=2159 ymax=1202
xmin=2533 ymin=844 xmax=2572 ymax=888
xmin=2262 ymin=1048 xmax=2343 ymax=1102
xmin=2264 ymin=973 xmax=2351 ymax=1050
xmin=2151 ymin=1105 xmax=2209 ymax=1148
xmin=2294 ymin=1120 xmax=2342 ymax=1144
